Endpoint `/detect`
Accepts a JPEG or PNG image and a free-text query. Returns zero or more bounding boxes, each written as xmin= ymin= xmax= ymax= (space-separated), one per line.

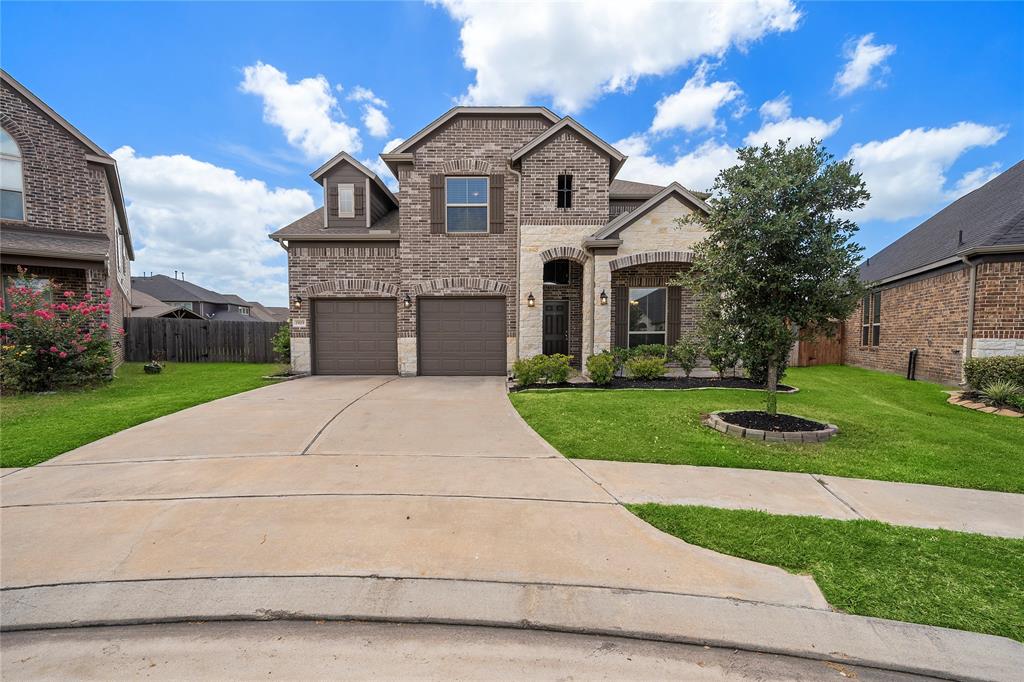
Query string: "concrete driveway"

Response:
xmin=3 ymin=376 xmax=1020 ymax=680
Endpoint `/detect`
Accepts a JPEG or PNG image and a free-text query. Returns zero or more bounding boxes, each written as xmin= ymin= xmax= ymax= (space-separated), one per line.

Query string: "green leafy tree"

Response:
xmin=683 ymin=140 xmax=868 ymax=414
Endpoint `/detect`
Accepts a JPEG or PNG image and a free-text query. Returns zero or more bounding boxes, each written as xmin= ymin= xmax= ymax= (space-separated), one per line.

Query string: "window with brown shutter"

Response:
xmin=613 ymin=285 xmax=628 ymax=348
xmin=489 ymin=173 xmax=504 ymax=233
xmin=429 ymin=174 xmax=444 ymax=234
xmin=666 ymin=286 xmax=682 ymax=346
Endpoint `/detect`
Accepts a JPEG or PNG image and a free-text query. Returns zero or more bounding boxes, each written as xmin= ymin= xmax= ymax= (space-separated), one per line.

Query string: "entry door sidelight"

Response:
xmin=543 ymin=301 xmax=569 ymax=355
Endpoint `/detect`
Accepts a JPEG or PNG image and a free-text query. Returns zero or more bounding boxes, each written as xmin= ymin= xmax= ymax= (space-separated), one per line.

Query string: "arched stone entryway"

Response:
xmin=541 ymin=258 xmax=584 ymax=366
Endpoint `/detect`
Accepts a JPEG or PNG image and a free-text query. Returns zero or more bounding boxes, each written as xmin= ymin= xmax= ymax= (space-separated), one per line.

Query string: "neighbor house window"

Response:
xmin=628 ymin=287 xmax=666 ymax=347
xmin=239 ymin=306 xmax=250 ymax=316
xmin=337 ymin=183 xmax=355 ymax=218
xmin=2 ymin=277 xmax=50 ymax=309
xmin=860 ymin=294 xmax=870 ymax=346
xmin=445 ymin=177 xmax=488 ymax=233
xmin=169 ymin=301 xmax=194 ymax=312
xmin=556 ymin=174 xmax=573 ymax=209
xmin=543 ymin=260 xmax=570 ymax=285
xmin=1 ymin=129 xmax=25 ymax=221
xmin=871 ymin=290 xmax=881 ymax=346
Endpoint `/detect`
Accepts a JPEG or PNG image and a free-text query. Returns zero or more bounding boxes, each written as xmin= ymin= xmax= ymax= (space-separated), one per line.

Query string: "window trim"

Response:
xmin=337 ymin=183 xmax=355 ymax=218
xmin=1 ymin=128 xmax=26 ymax=222
xmin=444 ymin=176 xmax=489 ymax=234
xmin=627 ymin=286 xmax=668 ymax=348
xmin=871 ymin=290 xmax=881 ymax=347
xmin=556 ymin=174 xmax=573 ymax=210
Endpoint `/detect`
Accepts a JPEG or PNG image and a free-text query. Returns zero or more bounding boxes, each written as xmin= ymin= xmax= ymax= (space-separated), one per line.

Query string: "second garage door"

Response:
xmin=313 ymin=299 xmax=397 ymax=375
xmin=418 ymin=297 xmax=506 ymax=376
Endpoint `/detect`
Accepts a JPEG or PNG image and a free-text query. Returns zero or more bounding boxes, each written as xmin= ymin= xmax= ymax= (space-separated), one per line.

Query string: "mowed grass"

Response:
xmin=1 ymin=362 xmax=282 ymax=467
xmin=509 ymin=365 xmax=1024 ymax=492
xmin=629 ymin=504 xmax=1024 ymax=641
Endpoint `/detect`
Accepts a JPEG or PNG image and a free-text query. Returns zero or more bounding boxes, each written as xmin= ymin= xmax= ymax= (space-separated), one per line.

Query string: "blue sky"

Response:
xmin=3 ymin=1 xmax=1022 ymax=306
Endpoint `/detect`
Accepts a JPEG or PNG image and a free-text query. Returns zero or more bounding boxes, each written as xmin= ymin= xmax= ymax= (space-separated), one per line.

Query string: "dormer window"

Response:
xmin=556 ymin=174 xmax=573 ymax=209
xmin=337 ymin=183 xmax=355 ymax=218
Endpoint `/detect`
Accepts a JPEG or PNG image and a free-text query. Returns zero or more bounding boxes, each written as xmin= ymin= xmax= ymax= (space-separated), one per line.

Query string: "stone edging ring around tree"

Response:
xmin=702 ymin=411 xmax=839 ymax=443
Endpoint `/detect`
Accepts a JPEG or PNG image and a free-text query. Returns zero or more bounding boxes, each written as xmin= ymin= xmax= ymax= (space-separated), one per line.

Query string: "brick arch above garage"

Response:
xmin=302 ymin=279 xmax=401 ymax=298
xmin=412 ymin=277 xmax=511 ymax=296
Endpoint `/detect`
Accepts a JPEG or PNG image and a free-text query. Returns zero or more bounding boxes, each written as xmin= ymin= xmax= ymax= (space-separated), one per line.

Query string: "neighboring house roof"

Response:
xmin=265 ymin=306 xmax=290 ymax=322
xmin=310 ymin=151 xmax=398 ymax=208
xmin=387 ymin=106 xmax=560 ymax=156
xmin=590 ymin=182 xmax=712 ymax=240
xmin=511 ymin=117 xmax=626 ymax=180
xmin=129 ymin=289 xmax=203 ymax=319
xmin=609 ymin=179 xmax=665 ymax=200
xmin=859 ymin=160 xmax=1024 ymax=283
xmin=269 ymin=207 xmax=399 ymax=241
xmin=1 ymin=69 xmax=134 ymax=259
xmin=0 ymin=226 xmax=109 ymax=263
xmin=247 ymin=302 xmax=288 ymax=323
xmin=132 ymin=274 xmax=232 ymax=305
xmin=207 ymin=309 xmax=258 ymax=322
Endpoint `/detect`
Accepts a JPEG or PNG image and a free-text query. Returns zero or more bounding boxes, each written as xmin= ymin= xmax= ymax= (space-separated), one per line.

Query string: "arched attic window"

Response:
xmin=1 ymin=129 xmax=25 ymax=220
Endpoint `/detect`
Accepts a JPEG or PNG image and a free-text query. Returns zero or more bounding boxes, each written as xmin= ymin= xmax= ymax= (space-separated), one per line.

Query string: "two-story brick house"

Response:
xmin=271 ymin=107 xmax=710 ymax=376
xmin=1 ymin=70 xmax=133 ymax=363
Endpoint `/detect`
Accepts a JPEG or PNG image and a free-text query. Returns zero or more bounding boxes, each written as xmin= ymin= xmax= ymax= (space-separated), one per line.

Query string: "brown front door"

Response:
xmin=418 ymin=297 xmax=507 ymax=376
xmin=312 ymin=298 xmax=397 ymax=375
xmin=543 ymin=300 xmax=569 ymax=355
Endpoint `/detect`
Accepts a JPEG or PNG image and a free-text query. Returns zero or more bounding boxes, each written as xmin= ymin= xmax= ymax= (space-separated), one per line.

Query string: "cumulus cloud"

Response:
xmin=615 ymin=135 xmax=738 ymax=192
xmin=240 ymin=61 xmax=362 ymax=160
xmin=650 ymin=63 xmax=743 ymax=134
xmin=846 ymin=122 xmax=1006 ymax=221
xmin=347 ymin=86 xmax=387 ymax=107
xmin=834 ymin=33 xmax=896 ymax=97
xmin=947 ymin=162 xmax=1003 ymax=199
xmin=113 ymin=146 xmax=314 ymax=306
xmin=347 ymin=86 xmax=391 ymax=138
xmin=434 ymin=0 xmax=800 ymax=112
xmin=759 ymin=94 xmax=791 ymax=121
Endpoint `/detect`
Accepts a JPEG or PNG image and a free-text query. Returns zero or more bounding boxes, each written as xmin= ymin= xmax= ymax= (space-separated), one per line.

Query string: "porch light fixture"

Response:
xmin=293 ymin=296 xmax=303 ymax=310
xmin=527 ymin=292 xmax=536 ymax=308
xmin=599 ymin=290 xmax=607 ymax=305
xmin=403 ymin=293 xmax=412 ymax=308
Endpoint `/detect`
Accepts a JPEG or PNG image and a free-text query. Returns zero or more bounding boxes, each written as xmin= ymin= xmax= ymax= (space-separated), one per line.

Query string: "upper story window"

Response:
xmin=169 ymin=301 xmax=194 ymax=312
xmin=445 ymin=177 xmax=488 ymax=233
xmin=238 ymin=306 xmax=250 ymax=316
xmin=1 ymin=129 xmax=25 ymax=221
xmin=337 ymin=183 xmax=355 ymax=218
xmin=556 ymin=174 xmax=573 ymax=209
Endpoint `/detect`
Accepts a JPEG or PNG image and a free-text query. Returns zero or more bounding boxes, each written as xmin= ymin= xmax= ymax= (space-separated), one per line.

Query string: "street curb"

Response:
xmin=3 ymin=576 xmax=1020 ymax=682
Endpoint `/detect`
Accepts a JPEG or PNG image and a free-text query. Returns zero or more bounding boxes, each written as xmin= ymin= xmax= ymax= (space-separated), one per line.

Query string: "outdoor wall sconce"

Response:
xmin=293 ymin=296 xmax=303 ymax=310
xmin=527 ymin=292 xmax=536 ymax=307
xmin=599 ymin=290 xmax=608 ymax=305
xmin=403 ymin=293 xmax=412 ymax=308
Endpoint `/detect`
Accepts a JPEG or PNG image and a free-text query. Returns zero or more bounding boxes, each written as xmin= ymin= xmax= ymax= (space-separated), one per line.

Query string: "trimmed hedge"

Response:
xmin=513 ymin=353 xmax=573 ymax=386
xmin=586 ymin=352 xmax=616 ymax=385
xmin=626 ymin=355 xmax=667 ymax=380
xmin=963 ymin=356 xmax=1024 ymax=391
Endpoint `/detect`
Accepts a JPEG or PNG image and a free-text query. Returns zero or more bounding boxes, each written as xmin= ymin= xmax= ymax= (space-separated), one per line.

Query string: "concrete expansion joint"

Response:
xmin=301 ymin=376 xmax=399 ymax=454
xmin=812 ymin=475 xmax=865 ymax=519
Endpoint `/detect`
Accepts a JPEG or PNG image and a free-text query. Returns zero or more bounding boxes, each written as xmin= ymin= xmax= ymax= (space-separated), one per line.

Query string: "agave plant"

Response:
xmin=980 ymin=380 xmax=1023 ymax=407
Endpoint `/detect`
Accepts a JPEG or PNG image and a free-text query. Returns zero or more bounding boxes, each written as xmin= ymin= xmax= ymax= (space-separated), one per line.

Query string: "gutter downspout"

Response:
xmin=961 ymin=254 xmax=977 ymax=378
xmin=508 ymin=161 xmax=523 ymax=367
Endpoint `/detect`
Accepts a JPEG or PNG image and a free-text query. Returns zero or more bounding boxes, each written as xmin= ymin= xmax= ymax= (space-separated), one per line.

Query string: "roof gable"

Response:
xmin=309 ymin=151 xmax=398 ymax=208
xmin=591 ymin=182 xmax=711 ymax=240
xmin=387 ymin=106 xmax=560 ymax=156
xmin=511 ymin=117 xmax=626 ymax=180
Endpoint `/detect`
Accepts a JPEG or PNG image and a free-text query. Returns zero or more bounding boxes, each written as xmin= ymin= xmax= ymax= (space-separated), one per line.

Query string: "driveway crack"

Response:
xmin=300 ymin=377 xmax=398 ymax=455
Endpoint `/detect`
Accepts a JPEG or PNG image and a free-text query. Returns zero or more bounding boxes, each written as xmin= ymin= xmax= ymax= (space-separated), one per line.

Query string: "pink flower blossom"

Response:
xmin=59 ymin=351 xmax=67 ymax=359
xmin=100 ymin=322 xmax=109 ymax=330
xmin=104 ymin=288 xmax=111 ymax=297
xmin=64 ymin=291 xmax=75 ymax=298
xmin=120 ymin=328 xmax=126 ymax=336
xmin=0 ymin=322 xmax=12 ymax=330
xmin=49 ymin=345 xmax=58 ymax=353
xmin=83 ymin=293 xmax=93 ymax=301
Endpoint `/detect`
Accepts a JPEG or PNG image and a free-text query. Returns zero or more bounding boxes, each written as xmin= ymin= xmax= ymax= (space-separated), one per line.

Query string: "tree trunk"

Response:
xmin=765 ymin=357 xmax=778 ymax=415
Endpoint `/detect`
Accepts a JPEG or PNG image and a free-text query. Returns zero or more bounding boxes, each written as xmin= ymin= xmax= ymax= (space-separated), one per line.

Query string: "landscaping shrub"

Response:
xmin=1 ymin=269 xmax=115 ymax=393
xmin=512 ymin=356 xmax=544 ymax=387
xmin=670 ymin=334 xmax=702 ymax=377
xmin=963 ymin=357 xmax=1024 ymax=392
xmin=629 ymin=344 xmax=667 ymax=359
xmin=626 ymin=355 xmax=667 ymax=380
xmin=979 ymin=380 xmax=1022 ymax=407
xmin=743 ymin=349 xmax=790 ymax=385
xmin=271 ymin=323 xmax=291 ymax=363
xmin=586 ymin=352 xmax=616 ymax=385
xmin=513 ymin=353 xmax=573 ymax=386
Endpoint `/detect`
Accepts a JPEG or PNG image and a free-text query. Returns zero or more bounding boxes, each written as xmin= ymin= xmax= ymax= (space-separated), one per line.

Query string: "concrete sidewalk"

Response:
xmin=575 ymin=460 xmax=1024 ymax=538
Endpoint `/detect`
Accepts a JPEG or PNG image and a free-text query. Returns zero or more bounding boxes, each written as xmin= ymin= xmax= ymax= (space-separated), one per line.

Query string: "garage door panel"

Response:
xmin=313 ymin=299 xmax=397 ymax=375
xmin=418 ymin=297 xmax=506 ymax=376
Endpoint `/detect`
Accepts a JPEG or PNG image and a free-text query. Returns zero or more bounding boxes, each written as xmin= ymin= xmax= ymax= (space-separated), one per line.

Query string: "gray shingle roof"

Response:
xmin=0 ymin=226 xmax=109 ymax=262
xmin=609 ymin=179 xmax=665 ymax=199
xmin=859 ymin=160 xmax=1024 ymax=282
xmin=269 ymin=207 xmax=399 ymax=239
xmin=132 ymin=274 xmax=232 ymax=305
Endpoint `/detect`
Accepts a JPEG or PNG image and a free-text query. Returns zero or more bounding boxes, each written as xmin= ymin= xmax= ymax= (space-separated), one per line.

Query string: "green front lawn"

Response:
xmin=1 ymin=362 xmax=282 ymax=467
xmin=510 ymin=365 xmax=1024 ymax=492
xmin=630 ymin=505 xmax=1024 ymax=641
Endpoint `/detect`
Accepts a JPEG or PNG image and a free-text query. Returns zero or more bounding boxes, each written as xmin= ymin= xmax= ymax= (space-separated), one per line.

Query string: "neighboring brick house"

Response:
xmin=270 ymin=107 xmax=711 ymax=376
xmin=0 ymin=70 xmax=133 ymax=363
xmin=843 ymin=160 xmax=1024 ymax=385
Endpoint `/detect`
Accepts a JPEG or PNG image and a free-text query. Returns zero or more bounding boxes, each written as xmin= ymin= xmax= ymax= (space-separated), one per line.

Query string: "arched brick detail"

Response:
xmin=441 ymin=157 xmax=494 ymax=175
xmin=303 ymin=279 xmax=400 ymax=297
xmin=413 ymin=277 xmax=511 ymax=296
xmin=539 ymin=246 xmax=588 ymax=264
xmin=609 ymin=251 xmax=694 ymax=271
xmin=0 ymin=114 xmax=35 ymax=156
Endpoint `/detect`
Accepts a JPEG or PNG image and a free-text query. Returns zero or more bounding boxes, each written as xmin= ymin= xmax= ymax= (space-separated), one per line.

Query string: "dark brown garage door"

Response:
xmin=313 ymin=299 xmax=397 ymax=375
xmin=418 ymin=297 xmax=506 ymax=376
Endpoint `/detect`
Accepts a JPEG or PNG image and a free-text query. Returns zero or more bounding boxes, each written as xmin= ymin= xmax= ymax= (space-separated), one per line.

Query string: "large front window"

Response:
xmin=1 ymin=129 xmax=25 ymax=221
xmin=445 ymin=177 xmax=488 ymax=233
xmin=628 ymin=287 xmax=666 ymax=347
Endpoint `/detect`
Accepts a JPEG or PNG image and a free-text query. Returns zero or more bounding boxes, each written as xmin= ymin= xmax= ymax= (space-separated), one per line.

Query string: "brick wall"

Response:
xmin=610 ymin=262 xmax=697 ymax=348
xmin=520 ymin=130 xmax=610 ymax=226
xmin=973 ymin=259 xmax=1024 ymax=338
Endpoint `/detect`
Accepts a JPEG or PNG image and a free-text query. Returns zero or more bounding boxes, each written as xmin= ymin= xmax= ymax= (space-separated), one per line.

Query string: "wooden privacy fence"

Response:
xmin=125 ymin=317 xmax=283 ymax=363
xmin=792 ymin=321 xmax=845 ymax=367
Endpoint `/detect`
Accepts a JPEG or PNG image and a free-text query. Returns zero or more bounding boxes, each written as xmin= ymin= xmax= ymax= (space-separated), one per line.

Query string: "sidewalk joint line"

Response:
xmin=811 ymin=475 xmax=865 ymax=519
xmin=301 ymin=377 xmax=399 ymax=455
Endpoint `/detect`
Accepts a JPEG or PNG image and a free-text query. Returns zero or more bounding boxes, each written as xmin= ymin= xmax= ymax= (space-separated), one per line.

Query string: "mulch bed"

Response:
xmin=719 ymin=410 xmax=826 ymax=432
xmin=511 ymin=376 xmax=796 ymax=392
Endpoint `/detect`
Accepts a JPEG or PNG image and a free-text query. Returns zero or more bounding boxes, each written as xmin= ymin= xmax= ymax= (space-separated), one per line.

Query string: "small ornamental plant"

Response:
xmin=0 ymin=268 xmax=116 ymax=393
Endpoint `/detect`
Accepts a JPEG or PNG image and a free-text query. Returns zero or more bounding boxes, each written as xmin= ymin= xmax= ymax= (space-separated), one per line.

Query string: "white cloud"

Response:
xmin=240 ymin=61 xmax=362 ymax=160
xmin=948 ymin=163 xmax=1002 ymax=199
xmin=846 ymin=122 xmax=1006 ymax=221
xmin=615 ymin=135 xmax=738 ymax=192
xmin=362 ymin=105 xmax=391 ymax=137
xmin=744 ymin=114 xmax=842 ymax=147
xmin=834 ymin=33 xmax=896 ymax=97
xmin=112 ymin=146 xmax=314 ymax=306
xmin=347 ymin=86 xmax=387 ymax=107
xmin=759 ymin=94 xmax=791 ymax=121
xmin=435 ymin=0 xmax=800 ymax=112
xmin=382 ymin=137 xmax=405 ymax=153
xmin=650 ymin=63 xmax=743 ymax=134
